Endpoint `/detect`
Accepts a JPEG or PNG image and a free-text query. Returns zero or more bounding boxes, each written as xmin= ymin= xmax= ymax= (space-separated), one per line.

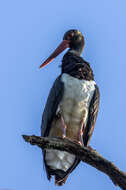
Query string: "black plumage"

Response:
xmin=62 ymin=51 xmax=94 ymax=80
xmin=41 ymin=29 xmax=100 ymax=185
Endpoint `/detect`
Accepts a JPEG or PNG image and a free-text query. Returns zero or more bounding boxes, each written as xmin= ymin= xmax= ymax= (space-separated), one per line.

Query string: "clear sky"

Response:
xmin=0 ymin=0 xmax=126 ymax=189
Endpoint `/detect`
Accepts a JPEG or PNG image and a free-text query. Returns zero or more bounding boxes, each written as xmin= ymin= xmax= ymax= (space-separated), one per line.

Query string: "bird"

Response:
xmin=40 ymin=29 xmax=100 ymax=186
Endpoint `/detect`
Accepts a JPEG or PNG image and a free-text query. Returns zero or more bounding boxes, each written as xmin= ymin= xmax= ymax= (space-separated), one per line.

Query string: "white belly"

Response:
xmin=46 ymin=74 xmax=96 ymax=172
xmin=61 ymin=73 xmax=96 ymax=128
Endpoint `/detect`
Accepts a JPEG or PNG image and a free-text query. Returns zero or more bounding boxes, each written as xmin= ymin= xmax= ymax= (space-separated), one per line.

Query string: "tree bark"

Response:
xmin=22 ymin=135 xmax=126 ymax=190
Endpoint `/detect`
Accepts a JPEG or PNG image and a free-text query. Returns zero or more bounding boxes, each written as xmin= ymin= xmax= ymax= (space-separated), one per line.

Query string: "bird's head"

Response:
xmin=63 ymin=29 xmax=84 ymax=54
xmin=40 ymin=29 xmax=85 ymax=68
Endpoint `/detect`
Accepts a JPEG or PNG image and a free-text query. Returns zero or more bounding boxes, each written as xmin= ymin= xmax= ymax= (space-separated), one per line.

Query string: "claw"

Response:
xmin=73 ymin=139 xmax=83 ymax=146
xmin=78 ymin=141 xmax=83 ymax=146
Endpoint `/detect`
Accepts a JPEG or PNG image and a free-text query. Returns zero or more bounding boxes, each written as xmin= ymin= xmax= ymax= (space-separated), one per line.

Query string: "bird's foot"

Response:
xmin=62 ymin=134 xmax=66 ymax=139
xmin=73 ymin=139 xmax=84 ymax=146
xmin=78 ymin=140 xmax=83 ymax=146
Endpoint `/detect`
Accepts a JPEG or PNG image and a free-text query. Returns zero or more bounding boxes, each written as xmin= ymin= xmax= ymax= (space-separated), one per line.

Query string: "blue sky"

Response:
xmin=0 ymin=0 xmax=126 ymax=189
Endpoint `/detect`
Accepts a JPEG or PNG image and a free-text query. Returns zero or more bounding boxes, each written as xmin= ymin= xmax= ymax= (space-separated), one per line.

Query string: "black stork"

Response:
xmin=40 ymin=29 xmax=100 ymax=186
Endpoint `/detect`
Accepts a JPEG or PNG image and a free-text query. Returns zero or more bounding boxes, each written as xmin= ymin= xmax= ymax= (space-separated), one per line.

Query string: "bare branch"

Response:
xmin=22 ymin=135 xmax=126 ymax=190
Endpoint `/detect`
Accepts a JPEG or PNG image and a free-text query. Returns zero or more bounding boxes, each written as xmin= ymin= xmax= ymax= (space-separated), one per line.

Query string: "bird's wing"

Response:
xmin=83 ymin=85 xmax=100 ymax=146
xmin=41 ymin=76 xmax=80 ymax=184
xmin=41 ymin=75 xmax=64 ymax=137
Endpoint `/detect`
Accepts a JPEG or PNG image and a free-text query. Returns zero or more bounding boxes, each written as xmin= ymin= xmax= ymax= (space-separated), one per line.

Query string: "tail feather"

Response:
xmin=55 ymin=174 xmax=68 ymax=186
xmin=43 ymin=149 xmax=80 ymax=185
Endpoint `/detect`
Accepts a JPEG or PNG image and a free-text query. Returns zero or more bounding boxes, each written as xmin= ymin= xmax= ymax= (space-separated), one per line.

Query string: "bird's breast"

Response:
xmin=59 ymin=73 xmax=96 ymax=138
xmin=49 ymin=73 xmax=96 ymax=139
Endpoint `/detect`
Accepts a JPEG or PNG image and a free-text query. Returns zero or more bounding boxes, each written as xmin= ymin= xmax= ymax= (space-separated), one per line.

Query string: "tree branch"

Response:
xmin=22 ymin=135 xmax=126 ymax=190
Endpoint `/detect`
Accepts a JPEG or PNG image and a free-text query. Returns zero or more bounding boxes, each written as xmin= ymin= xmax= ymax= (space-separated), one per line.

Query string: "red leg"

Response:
xmin=77 ymin=121 xmax=85 ymax=146
xmin=61 ymin=116 xmax=67 ymax=138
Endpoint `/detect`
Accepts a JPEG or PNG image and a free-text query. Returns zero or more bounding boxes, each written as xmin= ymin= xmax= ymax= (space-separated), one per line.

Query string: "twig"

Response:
xmin=22 ymin=135 xmax=126 ymax=190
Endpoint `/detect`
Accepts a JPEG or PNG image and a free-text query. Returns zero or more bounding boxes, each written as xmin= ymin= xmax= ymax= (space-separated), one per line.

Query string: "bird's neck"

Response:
xmin=68 ymin=49 xmax=81 ymax=56
xmin=61 ymin=51 xmax=94 ymax=81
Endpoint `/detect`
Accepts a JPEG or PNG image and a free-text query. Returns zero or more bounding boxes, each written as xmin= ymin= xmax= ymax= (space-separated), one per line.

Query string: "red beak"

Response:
xmin=40 ymin=40 xmax=70 ymax=68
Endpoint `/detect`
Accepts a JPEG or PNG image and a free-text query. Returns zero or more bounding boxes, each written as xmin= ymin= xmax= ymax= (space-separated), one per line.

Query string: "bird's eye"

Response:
xmin=67 ymin=32 xmax=74 ymax=40
xmin=70 ymin=32 xmax=74 ymax=37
